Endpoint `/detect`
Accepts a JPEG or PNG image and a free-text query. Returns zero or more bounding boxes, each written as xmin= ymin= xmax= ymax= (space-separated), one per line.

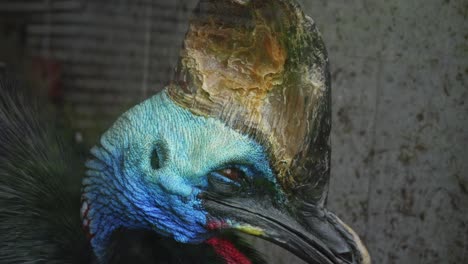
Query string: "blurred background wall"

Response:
xmin=0 ymin=0 xmax=466 ymax=263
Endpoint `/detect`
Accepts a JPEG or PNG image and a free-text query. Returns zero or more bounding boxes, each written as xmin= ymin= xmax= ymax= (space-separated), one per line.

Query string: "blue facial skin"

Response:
xmin=81 ymin=90 xmax=276 ymax=261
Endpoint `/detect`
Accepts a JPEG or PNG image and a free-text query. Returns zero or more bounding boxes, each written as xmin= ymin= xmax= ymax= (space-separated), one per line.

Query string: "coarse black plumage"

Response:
xmin=0 ymin=78 xmax=91 ymax=263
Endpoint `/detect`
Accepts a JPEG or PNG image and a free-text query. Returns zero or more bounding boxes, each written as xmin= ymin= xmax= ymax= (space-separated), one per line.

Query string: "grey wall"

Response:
xmin=303 ymin=1 xmax=467 ymax=263
xmin=0 ymin=0 xmax=466 ymax=263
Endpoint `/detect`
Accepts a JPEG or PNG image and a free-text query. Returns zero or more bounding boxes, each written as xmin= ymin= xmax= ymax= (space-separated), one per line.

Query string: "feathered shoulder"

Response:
xmin=0 ymin=77 xmax=92 ymax=264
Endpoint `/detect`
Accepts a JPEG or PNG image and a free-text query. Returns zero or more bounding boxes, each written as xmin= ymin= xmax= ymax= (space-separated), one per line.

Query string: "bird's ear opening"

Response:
xmin=150 ymin=149 xmax=161 ymax=170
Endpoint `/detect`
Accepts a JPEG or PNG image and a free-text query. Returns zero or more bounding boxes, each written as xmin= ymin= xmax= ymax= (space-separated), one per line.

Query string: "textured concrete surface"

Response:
xmin=299 ymin=1 xmax=468 ymax=263
xmin=0 ymin=0 xmax=467 ymax=263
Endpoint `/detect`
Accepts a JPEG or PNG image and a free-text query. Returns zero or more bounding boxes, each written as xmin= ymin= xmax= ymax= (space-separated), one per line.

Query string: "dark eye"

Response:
xmin=207 ymin=167 xmax=246 ymax=195
xmin=216 ymin=168 xmax=245 ymax=183
xmin=150 ymin=149 xmax=160 ymax=170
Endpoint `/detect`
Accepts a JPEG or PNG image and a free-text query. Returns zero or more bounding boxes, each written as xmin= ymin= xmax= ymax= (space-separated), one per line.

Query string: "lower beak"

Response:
xmin=250 ymin=209 xmax=369 ymax=264
xmin=204 ymin=197 xmax=369 ymax=264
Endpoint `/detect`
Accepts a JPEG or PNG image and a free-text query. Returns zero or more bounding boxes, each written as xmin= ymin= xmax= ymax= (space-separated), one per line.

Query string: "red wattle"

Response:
xmin=206 ymin=237 xmax=252 ymax=264
xmin=206 ymin=220 xmax=229 ymax=230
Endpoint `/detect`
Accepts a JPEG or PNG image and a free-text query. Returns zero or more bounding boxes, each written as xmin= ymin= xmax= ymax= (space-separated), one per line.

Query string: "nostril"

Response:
xmin=338 ymin=251 xmax=354 ymax=263
xmin=150 ymin=149 xmax=160 ymax=170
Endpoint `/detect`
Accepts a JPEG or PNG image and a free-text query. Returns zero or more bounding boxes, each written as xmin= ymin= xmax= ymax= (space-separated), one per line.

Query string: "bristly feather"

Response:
xmin=0 ymin=77 xmax=92 ymax=263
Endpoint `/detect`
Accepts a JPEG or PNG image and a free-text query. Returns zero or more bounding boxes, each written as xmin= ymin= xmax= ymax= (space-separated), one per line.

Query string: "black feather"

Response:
xmin=0 ymin=77 xmax=92 ymax=263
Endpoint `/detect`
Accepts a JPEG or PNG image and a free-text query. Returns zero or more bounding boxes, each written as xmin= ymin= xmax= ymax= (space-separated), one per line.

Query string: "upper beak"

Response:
xmin=204 ymin=196 xmax=370 ymax=264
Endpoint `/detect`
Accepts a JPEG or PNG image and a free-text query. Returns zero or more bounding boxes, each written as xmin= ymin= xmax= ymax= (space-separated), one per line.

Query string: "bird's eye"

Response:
xmin=207 ymin=167 xmax=246 ymax=195
xmin=150 ymin=149 xmax=160 ymax=170
xmin=216 ymin=168 xmax=245 ymax=183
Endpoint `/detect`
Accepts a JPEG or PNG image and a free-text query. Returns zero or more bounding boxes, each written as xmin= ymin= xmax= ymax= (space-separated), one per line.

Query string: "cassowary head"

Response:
xmin=81 ymin=0 xmax=370 ymax=263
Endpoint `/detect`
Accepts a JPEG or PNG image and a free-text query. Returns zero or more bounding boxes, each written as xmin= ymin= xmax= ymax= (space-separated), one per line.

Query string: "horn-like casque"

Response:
xmin=169 ymin=0 xmax=330 ymax=204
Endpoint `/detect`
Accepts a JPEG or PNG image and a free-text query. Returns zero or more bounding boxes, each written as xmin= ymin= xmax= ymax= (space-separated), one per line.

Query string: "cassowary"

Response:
xmin=0 ymin=0 xmax=370 ymax=263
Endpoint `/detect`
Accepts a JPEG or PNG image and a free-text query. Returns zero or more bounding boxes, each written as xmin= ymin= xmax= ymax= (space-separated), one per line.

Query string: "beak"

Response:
xmin=203 ymin=196 xmax=370 ymax=264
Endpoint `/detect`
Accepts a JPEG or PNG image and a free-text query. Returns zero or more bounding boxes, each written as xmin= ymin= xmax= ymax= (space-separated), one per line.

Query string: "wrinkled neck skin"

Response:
xmin=82 ymin=145 xmax=209 ymax=261
xmin=81 ymin=91 xmax=275 ymax=262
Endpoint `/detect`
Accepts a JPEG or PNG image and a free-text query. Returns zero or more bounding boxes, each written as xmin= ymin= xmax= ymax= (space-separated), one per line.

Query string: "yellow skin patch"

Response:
xmin=234 ymin=224 xmax=265 ymax=236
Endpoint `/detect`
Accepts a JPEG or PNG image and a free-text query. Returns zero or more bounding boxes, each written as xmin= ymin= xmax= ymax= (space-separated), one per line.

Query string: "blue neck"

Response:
xmin=82 ymin=147 xmax=150 ymax=261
